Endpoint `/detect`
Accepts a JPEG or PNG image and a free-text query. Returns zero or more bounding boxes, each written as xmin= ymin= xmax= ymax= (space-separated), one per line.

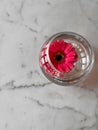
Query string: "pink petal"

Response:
xmin=64 ymin=43 xmax=73 ymax=54
xmin=66 ymin=56 xmax=77 ymax=63
xmin=65 ymin=62 xmax=74 ymax=70
xmin=57 ymin=63 xmax=70 ymax=73
xmin=57 ymin=64 xmax=65 ymax=72
xmin=63 ymin=64 xmax=70 ymax=73
xmin=49 ymin=41 xmax=59 ymax=52
xmin=57 ymin=40 xmax=66 ymax=50
xmin=66 ymin=51 xmax=77 ymax=57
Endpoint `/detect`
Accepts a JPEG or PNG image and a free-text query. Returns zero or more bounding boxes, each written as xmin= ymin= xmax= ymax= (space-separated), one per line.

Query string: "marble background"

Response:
xmin=0 ymin=0 xmax=98 ymax=130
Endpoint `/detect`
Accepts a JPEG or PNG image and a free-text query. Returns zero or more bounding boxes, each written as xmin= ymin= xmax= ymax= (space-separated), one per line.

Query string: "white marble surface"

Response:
xmin=0 ymin=0 xmax=98 ymax=130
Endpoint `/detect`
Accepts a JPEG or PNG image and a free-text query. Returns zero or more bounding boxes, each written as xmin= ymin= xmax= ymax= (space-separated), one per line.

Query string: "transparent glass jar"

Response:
xmin=39 ymin=32 xmax=94 ymax=86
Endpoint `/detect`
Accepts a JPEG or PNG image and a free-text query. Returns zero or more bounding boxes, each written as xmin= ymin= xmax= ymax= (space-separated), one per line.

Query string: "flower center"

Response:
xmin=54 ymin=52 xmax=64 ymax=62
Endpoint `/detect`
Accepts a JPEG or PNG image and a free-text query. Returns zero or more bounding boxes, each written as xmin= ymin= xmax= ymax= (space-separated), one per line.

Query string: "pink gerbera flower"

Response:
xmin=49 ymin=40 xmax=78 ymax=73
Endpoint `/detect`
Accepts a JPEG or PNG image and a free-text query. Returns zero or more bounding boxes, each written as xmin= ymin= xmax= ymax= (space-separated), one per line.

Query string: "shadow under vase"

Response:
xmin=83 ymin=48 xmax=98 ymax=89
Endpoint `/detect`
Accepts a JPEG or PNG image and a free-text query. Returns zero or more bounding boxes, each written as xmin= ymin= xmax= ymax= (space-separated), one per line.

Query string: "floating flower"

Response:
xmin=49 ymin=40 xmax=78 ymax=73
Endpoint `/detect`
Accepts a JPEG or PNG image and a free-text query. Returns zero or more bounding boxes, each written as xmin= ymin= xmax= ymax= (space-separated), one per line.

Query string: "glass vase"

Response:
xmin=39 ymin=32 xmax=94 ymax=86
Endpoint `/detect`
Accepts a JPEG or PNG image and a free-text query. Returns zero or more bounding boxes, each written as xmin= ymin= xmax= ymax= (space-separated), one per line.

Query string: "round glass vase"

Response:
xmin=39 ymin=32 xmax=94 ymax=86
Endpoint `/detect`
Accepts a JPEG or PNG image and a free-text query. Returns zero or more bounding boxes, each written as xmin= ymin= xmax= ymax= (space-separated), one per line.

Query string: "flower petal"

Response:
xmin=65 ymin=62 xmax=74 ymax=70
xmin=66 ymin=50 xmax=77 ymax=57
xmin=57 ymin=40 xmax=66 ymax=50
xmin=57 ymin=64 xmax=64 ymax=72
xmin=64 ymin=43 xmax=73 ymax=54
xmin=66 ymin=56 xmax=77 ymax=63
xmin=63 ymin=63 xmax=70 ymax=73
xmin=49 ymin=41 xmax=59 ymax=52
xmin=57 ymin=63 xmax=70 ymax=73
